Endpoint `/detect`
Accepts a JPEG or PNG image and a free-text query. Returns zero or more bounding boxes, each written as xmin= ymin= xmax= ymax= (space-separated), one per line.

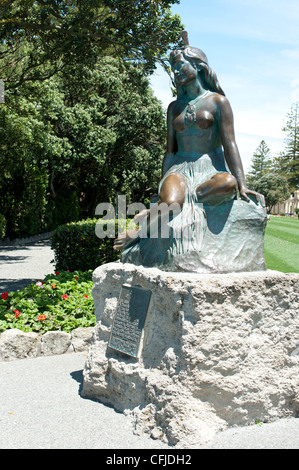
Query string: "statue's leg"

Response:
xmin=134 ymin=174 xmax=185 ymax=223
xmin=196 ymin=172 xmax=237 ymax=206
xmin=113 ymin=174 xmax=185 ymax=250
xmin=159 ymin=173 xmax=185 ymax=207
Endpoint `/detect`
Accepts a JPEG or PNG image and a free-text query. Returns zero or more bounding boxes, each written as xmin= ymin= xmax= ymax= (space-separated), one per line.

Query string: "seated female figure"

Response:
xmin=114 ymin=33 xmax=264 ymax=253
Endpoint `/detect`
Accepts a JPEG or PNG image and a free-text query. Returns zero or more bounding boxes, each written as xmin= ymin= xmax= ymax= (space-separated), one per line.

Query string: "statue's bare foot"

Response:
xmin=113 ymin=229 xmax=140 ymax=250
xmin=134 ymin=209 xmax=150 ymax=224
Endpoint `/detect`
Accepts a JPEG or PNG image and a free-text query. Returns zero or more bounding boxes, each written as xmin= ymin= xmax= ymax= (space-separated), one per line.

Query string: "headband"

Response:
xmin=170 ymin=30 xmax=209 ymax=66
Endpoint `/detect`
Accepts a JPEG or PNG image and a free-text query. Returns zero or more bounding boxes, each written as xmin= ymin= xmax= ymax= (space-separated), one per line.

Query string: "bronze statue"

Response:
xmin=113 ymin=32 xmax=266 ymax=273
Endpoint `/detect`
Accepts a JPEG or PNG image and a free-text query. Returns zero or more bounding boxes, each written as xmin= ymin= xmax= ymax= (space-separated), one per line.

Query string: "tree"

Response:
xmin=249 ymin=173 xmax=290 ymax=213
xmin=44 ymin=58 xmax=167 ymax=211
xmin=0 ymin=0 xmax=183 ymax=89
xmin=0 ymin=76 xmax=54 ymax=238
xmin=278 ymin=102 xmax=299 ymax=189
xmin=246 ymin=140 xmax=271 ymax=187
xmin=0 ymin=57 xmax=167 ymax=238
xmin=0 ymin=1 xmax=183 ymax=238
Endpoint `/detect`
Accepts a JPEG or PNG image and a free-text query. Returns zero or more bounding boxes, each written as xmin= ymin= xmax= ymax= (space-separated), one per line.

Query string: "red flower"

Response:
xmin=14 ymin=309 xmax=21 ymax=318
xmin=1 ymin=292 xmax=8 ymax=300
xmin=62 ymin=294 xmax=68 ymax=300
xmin=83 ymin=295 xmax=88 ymax=298
xmin=74 ymin=276 xmax=78 ymax=280
xmin=37 ymin=314 xmax=47 ymax=321
xmin=55 ymin=271 xmax=60 ymax=275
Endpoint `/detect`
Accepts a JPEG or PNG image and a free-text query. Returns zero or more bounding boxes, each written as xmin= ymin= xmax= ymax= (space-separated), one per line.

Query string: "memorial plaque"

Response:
xmin=108 ymin=284 xmax=152 ymax=358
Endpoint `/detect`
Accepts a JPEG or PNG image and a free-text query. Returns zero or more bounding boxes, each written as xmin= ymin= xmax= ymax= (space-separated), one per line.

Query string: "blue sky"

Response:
xmin=150 ymin=0 xmax=299 ymax=172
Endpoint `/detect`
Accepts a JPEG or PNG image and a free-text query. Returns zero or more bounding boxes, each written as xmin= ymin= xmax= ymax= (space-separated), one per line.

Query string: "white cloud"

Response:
xmin=149 ymin=66 xmax=173 ymax=110
xmin=235 ymin=132 xmax=285 ymax=174
xmin=282 ymin=49 xmax=299 ymax=61
xmin=291 ymin=79 xmax=299 ymax=102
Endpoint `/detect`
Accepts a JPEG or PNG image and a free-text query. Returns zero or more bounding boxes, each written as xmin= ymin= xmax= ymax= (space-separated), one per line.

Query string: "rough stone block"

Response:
xmin=71 ymin=327 xmax=94 ymax=352
xmin=82 ymin=262 xmax=299 ymax=447
xmin=40 ymin=331 xmax=72 ymax=356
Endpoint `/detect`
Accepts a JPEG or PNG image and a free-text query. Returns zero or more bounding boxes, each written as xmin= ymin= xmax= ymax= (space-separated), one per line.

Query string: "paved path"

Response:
xmin=0 ymin=241 xmax=298 ymax=450
xmin=0 ymin=239 xmax=54 ymax=292
xmin=0 ymin=352 xmax=171 ymax=450
xmin=0 ymin=352 xmax=298 ymax=450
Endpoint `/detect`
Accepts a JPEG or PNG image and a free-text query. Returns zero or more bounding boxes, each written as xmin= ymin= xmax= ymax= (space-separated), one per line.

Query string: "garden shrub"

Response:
xmin=51 ymin=218 xmax=135 ymax=271
xmin=0 ymin=271 xmax=95 ymax=334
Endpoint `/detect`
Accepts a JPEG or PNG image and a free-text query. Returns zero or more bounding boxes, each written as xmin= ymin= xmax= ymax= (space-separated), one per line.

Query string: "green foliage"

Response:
xmin=0 ymin=56 xmax=167 ymax=239
xmin=51 ymin=218 xmax=137 ymax=271
xmin=247 ymin=102 xmax=299 ymax=211
xmin=279 ymin=102 xmax=299 ymax=189
xmin=0 ymin=90 xmax=49 ymax=237
xmin=249 ymin=173 xmax=290 ymax=212
xmin=0 ymin=214 xmax=6 ymax=239
xmin=44 ymin=190 xmax=80 ymax=232
xmin=55 ymin=58 xmax=166 ymax=208
xmin=1 ymin=1 xmax=181 ymax=240
xmin=0 ymin=271 xmax=95 ymax=334
xmin=246 ymin=140 xmax=272 ymax=187
xmin=0 ymin=0 xmax=183 ymax=89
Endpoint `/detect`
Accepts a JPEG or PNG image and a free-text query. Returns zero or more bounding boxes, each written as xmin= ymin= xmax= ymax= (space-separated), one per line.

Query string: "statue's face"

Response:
xmin=171 ymin=53 xmax=197 ymax=87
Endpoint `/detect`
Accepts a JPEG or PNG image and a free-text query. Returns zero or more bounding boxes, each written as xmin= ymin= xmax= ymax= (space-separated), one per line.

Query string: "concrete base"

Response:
xmin=82 ymin=262 xmax=299 ymax=447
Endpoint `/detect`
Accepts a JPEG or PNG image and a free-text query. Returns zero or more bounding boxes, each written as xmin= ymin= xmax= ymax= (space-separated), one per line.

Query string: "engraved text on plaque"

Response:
xmin=108 ymin=284 xmax=151 ymax=358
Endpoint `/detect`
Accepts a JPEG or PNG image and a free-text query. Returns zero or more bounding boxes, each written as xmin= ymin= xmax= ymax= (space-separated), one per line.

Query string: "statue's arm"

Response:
xmin=217 ymin=95 xmax=264 ymax=205
xmin=162 ymin=101 xmax=177 ymax=177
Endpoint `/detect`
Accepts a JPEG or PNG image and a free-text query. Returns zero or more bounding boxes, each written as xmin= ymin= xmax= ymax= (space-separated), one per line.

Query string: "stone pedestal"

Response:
xmin=82 ymin=262 xmax=299 ymax=447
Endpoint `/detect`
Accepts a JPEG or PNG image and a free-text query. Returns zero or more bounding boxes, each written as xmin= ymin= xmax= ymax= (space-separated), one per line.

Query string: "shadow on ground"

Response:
xmin=0 ymin=278 xmax=43 ymax=293
xmin=70 ymin=369 xmax=84 ymax=396
xmin=0 ymin=239 xmax=54 ymax=293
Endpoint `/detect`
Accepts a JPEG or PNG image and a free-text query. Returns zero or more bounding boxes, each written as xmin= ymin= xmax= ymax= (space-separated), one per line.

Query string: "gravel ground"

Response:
xmin=0 ymin=240 xmax=298 ymax=450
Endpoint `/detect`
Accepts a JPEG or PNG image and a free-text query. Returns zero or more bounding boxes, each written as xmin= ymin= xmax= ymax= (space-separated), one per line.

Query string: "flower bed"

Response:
xmin=0 ymin=271 xmax=95 ymax=334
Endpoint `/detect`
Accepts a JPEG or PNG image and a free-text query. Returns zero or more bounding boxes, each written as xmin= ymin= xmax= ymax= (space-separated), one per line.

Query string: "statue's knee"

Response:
xmin=159 ymin=175 xmax=185 ymax=207
xmin=222 ymin=173 xmax=237 ymax=193
xmin=162 ymin=193 xmax=184 ymax=208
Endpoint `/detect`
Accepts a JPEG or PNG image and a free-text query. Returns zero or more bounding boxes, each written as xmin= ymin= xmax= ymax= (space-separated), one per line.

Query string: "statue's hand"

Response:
xmin=239 ymin=187 xmax=265 ymax=207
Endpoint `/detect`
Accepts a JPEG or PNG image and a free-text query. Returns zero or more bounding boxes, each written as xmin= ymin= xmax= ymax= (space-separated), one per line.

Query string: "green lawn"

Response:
xmin=264 ymin=216 xmax=299 ymax=273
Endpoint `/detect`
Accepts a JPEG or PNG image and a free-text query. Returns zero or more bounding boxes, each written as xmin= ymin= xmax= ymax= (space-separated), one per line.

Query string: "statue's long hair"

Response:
xmin=171 ymin=47 xmax=225 ymax=98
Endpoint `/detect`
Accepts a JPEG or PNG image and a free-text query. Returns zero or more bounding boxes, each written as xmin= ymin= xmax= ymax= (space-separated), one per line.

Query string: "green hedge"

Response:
xmin=51 ymin=218 xmax=135 ymax=272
